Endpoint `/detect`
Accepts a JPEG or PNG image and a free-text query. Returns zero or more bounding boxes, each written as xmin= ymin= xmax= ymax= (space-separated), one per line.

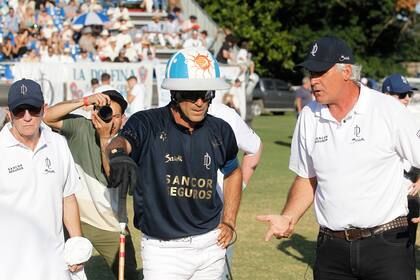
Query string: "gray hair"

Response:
xmin=336 ymin=63 xmax=362 ymax=83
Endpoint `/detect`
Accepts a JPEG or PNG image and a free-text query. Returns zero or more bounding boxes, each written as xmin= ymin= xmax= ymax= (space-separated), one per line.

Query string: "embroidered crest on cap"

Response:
xmin=311 ymin=43 xmax=318 ymax=56
xmin=20 ymin=84 xmax=28 ymax=95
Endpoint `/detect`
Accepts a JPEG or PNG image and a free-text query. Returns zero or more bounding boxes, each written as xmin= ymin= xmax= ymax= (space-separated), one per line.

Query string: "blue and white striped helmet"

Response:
xmin=162 ymin=48 xmax=230 ymax=91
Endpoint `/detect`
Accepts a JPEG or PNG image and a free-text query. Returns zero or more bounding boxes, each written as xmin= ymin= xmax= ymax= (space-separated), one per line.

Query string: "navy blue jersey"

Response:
xmin=119 ymin=104 xmax=239 ymax=239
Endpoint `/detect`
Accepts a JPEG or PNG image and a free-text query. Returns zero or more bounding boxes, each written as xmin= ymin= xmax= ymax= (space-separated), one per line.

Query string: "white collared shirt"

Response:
xmin=0 ymin=123 xmax=80 ymax=276
xmin=290 ymin=85 xmax=420 ymax=230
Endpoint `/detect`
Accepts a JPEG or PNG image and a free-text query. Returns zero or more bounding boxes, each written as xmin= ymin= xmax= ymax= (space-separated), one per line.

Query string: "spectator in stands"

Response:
xmin=143 ymin=0 xmax=154 ymax=13
xmin=101 ymin=36 xmax=119 ymax=61
xmin=38 ymin=37 xmax=49 ymax=59
xmin=153 ymin=0 xmax=168 ymax=13
xmin=180 ymin=15 xmax=199 ymax=40
xmin=60 ymin=47 xmax=75 ymax=63
xmin=96 ymin=29 xmax=110 ymax=50
xmin=237 ymin=41 xmax=255 ymax=77
xmin=216 ymin=34 xmax=236 ymax=64
xmin=123 ymin=42 xmax=137 ymax=62
xmin=20 ymin=6 xmax=36 ymax=30
xmin=77 ymin=48 xmax=93 ymax=62
xmin=41 ymin=46 xmax=60 ymax=62
xmin=1 ymin=37 xmax=14 ymax=60
xmin=113 ymin=3 xmax=130 ymax=21
xmin=101 ymin=72 xmax=111 ymax=85
xmin=63 ymin=0 xmax=78 ymax=20
xmin=133 ymin=33 xmax=144 ymax=59
xmin=199 ymin=30 xmax=211 ymax=49
xmin=15 ymin=0 xmax=27 ymax=20
xmin=126 ymin=75 xmax=147 ymax=115
xmin=60 ymin=21 xmax=74 ymax=43
xmin=223 ymin=78 xmax=241 ymax=114
xmin=116 ymin=25 xmax=132 ymax=51
xmin=139 ymin=39 xmax=155 ymax=61
xmin=21 ymin=48 xmax=40 ymax=62
xmin=41 ymin=19 xmax=56 ymax=39
xmin=37 ymin=8 xmax=52 ymax=27
xmin=183 ymin=30 xmax=202 ymax=48
xmin=145 ymin=15 xmax=165 ymax=47
xmin=162 ymin=14 xmax=180 ymax=49
xmin=4 ymin=7 xmax=20 ymax=33
xmin=78 ymin=27 xmax=96 ymax=54
xmin=12 ymin=29 xmax=29 ymax=59
xmin=172 ymin=6 xmax=184 ymax=26
xmin=114 ymin=49 xmax=129 ymax=63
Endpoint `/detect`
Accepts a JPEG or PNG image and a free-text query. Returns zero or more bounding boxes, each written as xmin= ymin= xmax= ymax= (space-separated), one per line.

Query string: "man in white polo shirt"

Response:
xmin=257 ymin=36 xmax=420 ymax=280
xmin=0 ymin=79 xmax=83 ymax=279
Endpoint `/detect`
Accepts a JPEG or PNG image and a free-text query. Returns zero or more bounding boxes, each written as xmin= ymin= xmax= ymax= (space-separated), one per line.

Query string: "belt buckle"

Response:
xmin=344 ymin=229 xmax=358 ymax=241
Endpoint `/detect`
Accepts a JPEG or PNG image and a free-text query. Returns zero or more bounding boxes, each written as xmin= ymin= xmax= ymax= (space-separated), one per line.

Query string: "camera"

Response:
xmin=95 ymin=105 xmax=113 ymax=123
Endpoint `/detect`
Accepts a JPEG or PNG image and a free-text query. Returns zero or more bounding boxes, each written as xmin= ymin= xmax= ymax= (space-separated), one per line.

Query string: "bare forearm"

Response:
xmin=100 ymin=137 xmax=111 ymax=177
xmin=241 ymin=144 xmax=263 ymax=185
xmin=222 ymin=168 xmax=242 ymax=227
xmin=63 ymin=194 xmax=82 ymax=237
xmin=296 ymin=98 xmax=302 ymax=112
xmin=281 ymin=176 xmax=317 ymax=224
xmin=44 ymin=98 xmax=84 ymax=127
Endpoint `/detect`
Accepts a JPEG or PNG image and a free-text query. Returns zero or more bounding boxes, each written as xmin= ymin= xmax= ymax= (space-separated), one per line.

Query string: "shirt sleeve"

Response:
xmin=220 ymin=122 xmax=239 ymax=176
xmin=119 ymin=113 xmax=148 ymax=162
xmin=393 ymin=104 xmax=420 ymax=168
xmin=60 ymin=116 xmax=85 ymax=138
xmin=230 ymin=110 xmax=261 ymax=155
xmin=289 ymin=110 xmax=316 ymax=178
xmin=61 ymin=136 xmax=82 ymax=197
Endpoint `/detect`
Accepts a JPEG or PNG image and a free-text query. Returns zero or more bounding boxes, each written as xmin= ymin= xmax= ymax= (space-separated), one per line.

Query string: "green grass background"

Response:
xmin=86 ymin=113 xmax=420 ymax=279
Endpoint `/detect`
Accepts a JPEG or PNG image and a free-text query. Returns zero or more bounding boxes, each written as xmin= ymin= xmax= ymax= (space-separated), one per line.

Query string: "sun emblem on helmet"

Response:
xmin=185 ymin=52 xmax=213 ymax=78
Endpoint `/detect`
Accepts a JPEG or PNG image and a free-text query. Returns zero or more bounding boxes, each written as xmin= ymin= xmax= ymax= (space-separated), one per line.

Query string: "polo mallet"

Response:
xmin=117 ymin=181 xmax=129 ymax=280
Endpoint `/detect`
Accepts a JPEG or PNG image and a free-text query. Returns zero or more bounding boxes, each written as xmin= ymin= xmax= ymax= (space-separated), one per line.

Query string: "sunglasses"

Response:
xmin=391 ymin=92 xmax=412 ymax=99
xmin=175 ymin=91 xmax=215 ymax=102
xmin=12 ymin=105 xmax=42 ymax=118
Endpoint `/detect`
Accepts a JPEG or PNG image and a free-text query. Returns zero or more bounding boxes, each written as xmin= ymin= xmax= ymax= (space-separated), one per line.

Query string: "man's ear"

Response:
xmin=342 ymin=64 xmax=352 ymax=81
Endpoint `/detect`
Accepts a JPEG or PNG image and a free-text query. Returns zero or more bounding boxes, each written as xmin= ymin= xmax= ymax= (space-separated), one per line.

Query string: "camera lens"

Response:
xmin=97 ymin=105 xmax=113 ymax=123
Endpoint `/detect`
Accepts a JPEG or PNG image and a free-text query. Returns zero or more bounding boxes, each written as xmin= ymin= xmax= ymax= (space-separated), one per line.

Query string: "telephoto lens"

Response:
xmin=97 ymin=105 xmax=113 ymax=123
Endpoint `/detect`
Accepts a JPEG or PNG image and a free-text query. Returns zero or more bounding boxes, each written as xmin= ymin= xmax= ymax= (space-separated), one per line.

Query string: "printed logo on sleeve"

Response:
xmin=416 ymin=130 xmax=420 ymax=139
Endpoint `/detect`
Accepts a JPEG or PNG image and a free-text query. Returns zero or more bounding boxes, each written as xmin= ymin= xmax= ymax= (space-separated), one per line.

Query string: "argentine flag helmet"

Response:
xmin=162 ymin=48 xmax=230 ymax=91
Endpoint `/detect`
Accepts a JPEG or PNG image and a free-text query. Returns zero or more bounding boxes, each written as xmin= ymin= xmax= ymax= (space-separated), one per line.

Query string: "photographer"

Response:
xmin=44 ymin=86 xmax=138 ymax=279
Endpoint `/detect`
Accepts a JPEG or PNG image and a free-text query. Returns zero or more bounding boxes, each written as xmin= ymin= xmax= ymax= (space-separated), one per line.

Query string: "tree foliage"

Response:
xmin=196 ymin=0 xmax=420 ymax=81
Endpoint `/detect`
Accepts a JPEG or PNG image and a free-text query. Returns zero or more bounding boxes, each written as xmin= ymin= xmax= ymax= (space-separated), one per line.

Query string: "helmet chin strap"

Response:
xmin=170 ymin=92 xmax=212 ymax=125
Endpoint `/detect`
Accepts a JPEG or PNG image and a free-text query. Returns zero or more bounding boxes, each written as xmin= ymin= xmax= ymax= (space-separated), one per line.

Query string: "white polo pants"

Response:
xmin=141 ymin=229 xmax=226 ymax=280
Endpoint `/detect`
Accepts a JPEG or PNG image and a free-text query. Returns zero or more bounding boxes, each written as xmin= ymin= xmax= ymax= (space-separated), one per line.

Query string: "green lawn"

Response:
xmin=87 ymin=113 xmax=420 ymax=280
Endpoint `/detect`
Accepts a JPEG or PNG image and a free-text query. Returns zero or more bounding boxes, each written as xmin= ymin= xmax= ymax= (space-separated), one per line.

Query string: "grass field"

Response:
xmin=87 ymin=113 xmax=420 ymax=280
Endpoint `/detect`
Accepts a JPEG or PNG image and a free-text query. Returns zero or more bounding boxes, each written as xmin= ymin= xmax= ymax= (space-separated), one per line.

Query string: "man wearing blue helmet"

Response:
xmin=106 ymin=48 xmax=243 ymax=279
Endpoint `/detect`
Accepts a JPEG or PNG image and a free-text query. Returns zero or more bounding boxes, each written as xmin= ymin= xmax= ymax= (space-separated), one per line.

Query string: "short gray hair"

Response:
xmin=336 ymin=63 xmax=362 ymax=83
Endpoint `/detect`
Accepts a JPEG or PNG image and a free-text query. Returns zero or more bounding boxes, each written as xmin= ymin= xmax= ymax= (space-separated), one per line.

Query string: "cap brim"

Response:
xmin=161 ymin=79 xmax=230 ymax=91
xmin=294 ymin=59 xmax=335 ymax=72
xmin=9 ymin=98 xmax=44 ymax=112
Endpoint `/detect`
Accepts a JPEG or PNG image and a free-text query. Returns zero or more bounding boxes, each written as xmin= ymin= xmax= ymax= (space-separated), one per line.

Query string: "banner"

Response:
xmin=11 ymin=62 xmax=154 ymax=108
xmin=155 ymin=64 xmax=246 ymax=119
xmin=66 ymin=62 xmax=153 ymax=108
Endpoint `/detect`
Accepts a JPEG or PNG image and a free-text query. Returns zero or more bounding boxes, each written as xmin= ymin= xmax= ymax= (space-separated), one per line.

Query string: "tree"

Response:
xmin=196 ymin=0 xmax=420 ymax=81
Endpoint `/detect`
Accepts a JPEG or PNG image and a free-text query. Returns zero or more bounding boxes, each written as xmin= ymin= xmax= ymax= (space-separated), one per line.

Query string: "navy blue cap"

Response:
xmin=295 ymin=36 xmax=355 ymax=72
xmin=381 ymin=73 xmax=418 ymax=94
xmin=8 ymin=79 xmax=44 ymax=112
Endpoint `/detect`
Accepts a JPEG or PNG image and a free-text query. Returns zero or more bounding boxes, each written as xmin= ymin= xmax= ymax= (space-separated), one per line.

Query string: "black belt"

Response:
xmin=319 ymin=216 xmax=408 ymax=241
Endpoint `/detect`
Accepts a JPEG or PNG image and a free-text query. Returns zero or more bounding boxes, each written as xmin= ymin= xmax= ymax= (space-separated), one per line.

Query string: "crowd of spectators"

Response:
xmin=0 ymin=0 xmax=219 ymax=64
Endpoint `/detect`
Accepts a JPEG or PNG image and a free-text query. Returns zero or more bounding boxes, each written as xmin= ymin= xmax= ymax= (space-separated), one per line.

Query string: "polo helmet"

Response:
xmin=161 ymin=47 xmax=230 ymax=91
